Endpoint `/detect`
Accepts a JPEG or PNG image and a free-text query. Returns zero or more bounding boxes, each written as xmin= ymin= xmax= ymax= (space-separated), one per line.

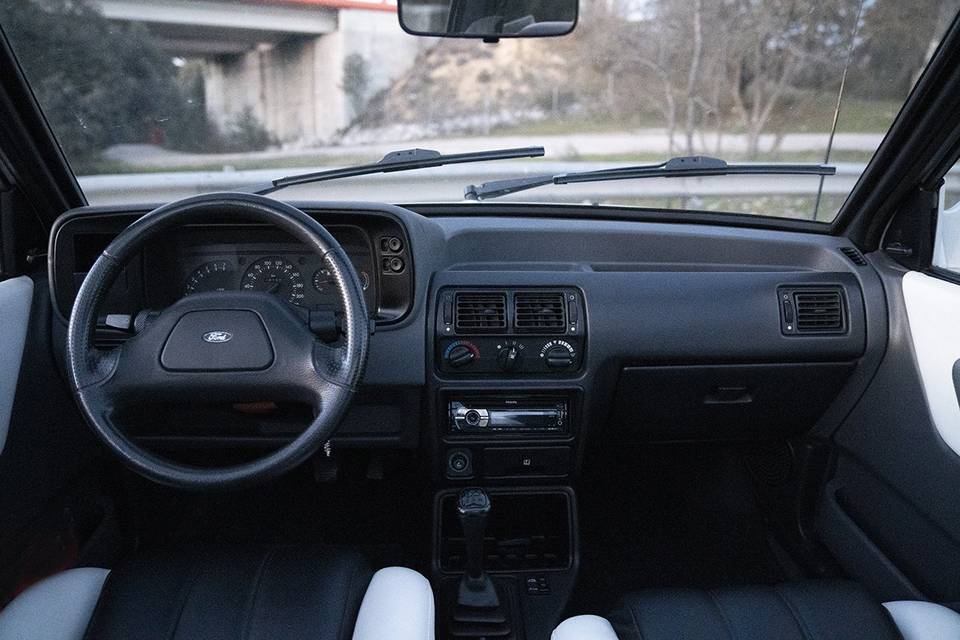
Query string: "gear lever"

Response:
xmin=458 ymin=488 xmax=491 ymax=580
xmin=456 ymin=487 xmax=499 ymax=608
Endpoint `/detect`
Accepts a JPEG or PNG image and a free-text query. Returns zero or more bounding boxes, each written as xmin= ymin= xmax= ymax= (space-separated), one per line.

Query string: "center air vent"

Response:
xmin=780 ymin=287 xmax=846 ymax=335
xmin=515 ymin=291 xmax=566 ymax=333
xmin=455 ymin=292 xmax=506 ymax=332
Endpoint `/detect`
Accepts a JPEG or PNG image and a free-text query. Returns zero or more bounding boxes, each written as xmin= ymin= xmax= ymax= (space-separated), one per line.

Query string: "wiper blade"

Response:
xmin=463 ymin=155 xmax=836 ymax=201
xmin=250 ymin=146 xmax=545 ymax=195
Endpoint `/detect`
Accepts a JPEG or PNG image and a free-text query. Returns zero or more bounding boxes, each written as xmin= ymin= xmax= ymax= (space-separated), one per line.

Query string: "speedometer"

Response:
xmin=241 ymin=256 xmax=305 ymax=306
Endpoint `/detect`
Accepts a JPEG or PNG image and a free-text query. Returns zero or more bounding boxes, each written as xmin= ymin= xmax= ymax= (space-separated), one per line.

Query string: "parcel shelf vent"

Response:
xmin=794 ymin=290 xmax=845 ymax=334
xmin=514 ymin=291 xmax=566 ymax=334
xmin=455 ymin=292 xmax=507 ymax=332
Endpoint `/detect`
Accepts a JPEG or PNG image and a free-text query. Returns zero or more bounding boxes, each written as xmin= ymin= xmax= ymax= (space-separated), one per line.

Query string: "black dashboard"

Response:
xmin=47 ymin=200 xmax=886 ymax=485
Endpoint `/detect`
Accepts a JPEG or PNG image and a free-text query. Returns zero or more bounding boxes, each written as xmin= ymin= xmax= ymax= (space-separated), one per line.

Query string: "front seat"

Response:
xmin=553 ymin=581 xmax=960 ymax=640
xmin=0 ymin=546 xmax=435 ymax=640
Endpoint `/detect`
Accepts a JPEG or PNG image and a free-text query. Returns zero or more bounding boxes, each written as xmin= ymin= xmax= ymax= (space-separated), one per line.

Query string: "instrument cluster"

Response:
xmin=174 ymin=224 xmax=376 ymax=312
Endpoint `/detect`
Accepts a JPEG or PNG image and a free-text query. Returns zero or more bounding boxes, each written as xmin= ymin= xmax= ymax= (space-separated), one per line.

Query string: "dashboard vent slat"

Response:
xmin=840 ymin=247 xmax=868 ymax=266
xmin=514 ymin=291 xmax=566 ymax=333
xmin=455 ymin=292 xmax=506 ymax=332
xmin=794 ymin=290 xmax=845 ymax=334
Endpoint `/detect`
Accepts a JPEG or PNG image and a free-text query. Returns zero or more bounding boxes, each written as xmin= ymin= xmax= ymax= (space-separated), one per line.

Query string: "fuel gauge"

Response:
xmin=313 ymin=268 xmax=332 ymax=293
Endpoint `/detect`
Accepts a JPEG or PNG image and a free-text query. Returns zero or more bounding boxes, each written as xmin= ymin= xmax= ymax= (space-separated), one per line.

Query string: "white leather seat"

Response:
xmin=884 ymin=601 xmax=960 ymax=640
xmin=555 ymin=600 xmax=960 ymax=640
xmin=552 ymin=614 xmax=619 ymax=640
xmin=353 ymin=567 xmax=436 ymax=640
xmin=0 ymin=568 xmax=110 ymax=640
xmin=0 ymin=564 xmax=434 ymax=640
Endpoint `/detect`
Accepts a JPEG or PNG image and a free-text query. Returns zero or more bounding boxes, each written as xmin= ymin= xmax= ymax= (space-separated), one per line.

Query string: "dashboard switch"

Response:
xmin=445 ymin=341 xmax=479 ymax=368
xmin=496 ymin=341 xmax=523 ymax=371
xmin=544 ymin=345 xmax=575 ymax=369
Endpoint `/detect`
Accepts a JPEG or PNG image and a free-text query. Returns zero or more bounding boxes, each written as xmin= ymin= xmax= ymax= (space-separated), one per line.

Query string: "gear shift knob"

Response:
xmin=457 ymin=488 xmax=491 ymax=581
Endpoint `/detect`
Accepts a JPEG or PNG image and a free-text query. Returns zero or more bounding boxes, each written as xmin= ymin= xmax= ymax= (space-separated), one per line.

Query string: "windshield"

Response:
xmin=2 ymin=0 xmax=958 ymax=221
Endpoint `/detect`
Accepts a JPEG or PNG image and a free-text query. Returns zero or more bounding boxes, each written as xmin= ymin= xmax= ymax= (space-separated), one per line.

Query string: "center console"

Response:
xmin=429 ymin=284 xmax=586 ymax=639
xmin=433 ymin=287 xmax=585 ymax=482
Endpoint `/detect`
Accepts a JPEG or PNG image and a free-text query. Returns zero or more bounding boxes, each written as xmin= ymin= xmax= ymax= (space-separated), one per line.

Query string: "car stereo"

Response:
xmin=448 ymin=397 xmax=568 ymax=434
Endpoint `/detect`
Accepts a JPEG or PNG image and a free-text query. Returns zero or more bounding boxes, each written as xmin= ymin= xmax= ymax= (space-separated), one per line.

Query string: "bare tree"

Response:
xmin=723 ymin=0 xmax=859 ymax=155
xmin=683 ymin=0 xmax=704 ymax=154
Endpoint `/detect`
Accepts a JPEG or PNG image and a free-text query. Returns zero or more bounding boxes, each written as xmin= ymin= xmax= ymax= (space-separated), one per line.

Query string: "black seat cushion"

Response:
xmin=83 ymin=545 xmax=371 ymax=640
xmin=609 ymin=581 xmax=903 ymax=640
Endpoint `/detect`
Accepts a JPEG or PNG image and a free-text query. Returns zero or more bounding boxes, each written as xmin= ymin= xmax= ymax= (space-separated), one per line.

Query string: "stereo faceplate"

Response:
xmin=448 ymin=397 xmax=569 ymax=435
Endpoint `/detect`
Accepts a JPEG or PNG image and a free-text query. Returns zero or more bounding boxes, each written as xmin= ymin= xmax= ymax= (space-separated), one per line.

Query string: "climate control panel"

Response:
xmin=435 ymin=287 xmax=585 ymax=376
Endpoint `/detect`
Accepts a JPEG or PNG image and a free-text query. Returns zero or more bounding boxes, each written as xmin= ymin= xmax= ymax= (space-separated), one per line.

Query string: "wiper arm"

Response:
xmin=250 ymin=146 xmax=544 ymax=195
xmin=463 ymin=155 xmax=836 ymax=201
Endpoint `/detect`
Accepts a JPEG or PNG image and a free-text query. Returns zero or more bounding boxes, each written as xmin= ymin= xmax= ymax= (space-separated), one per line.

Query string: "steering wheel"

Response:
xmin=66 ymin=193 xmax=370 ymax=490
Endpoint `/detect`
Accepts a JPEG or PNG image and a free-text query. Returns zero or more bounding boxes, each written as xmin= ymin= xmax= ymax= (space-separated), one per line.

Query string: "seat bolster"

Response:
xmin=552 ymin=615 xmax=619 ymax=640
xmin=884 ymin=601 xmax=960 ymax=640
xmin=0 ymin=568 xmax=110 ymax=640
xmin=351 ymin=567 xmax=435 ymax=640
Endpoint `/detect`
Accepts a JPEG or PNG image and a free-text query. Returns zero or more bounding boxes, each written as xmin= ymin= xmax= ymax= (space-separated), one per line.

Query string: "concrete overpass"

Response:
xmin=97 ymin=0 xmax=414 ymax=143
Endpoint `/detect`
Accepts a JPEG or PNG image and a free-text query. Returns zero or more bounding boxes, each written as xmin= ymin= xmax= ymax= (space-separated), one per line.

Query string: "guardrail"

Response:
xmin=78 ymin=162 xmax=960 ymax=207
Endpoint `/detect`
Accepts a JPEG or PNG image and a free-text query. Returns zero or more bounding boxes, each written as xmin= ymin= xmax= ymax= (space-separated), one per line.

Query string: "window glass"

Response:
xmin=2 ymin=0 xmax=959 ymax=220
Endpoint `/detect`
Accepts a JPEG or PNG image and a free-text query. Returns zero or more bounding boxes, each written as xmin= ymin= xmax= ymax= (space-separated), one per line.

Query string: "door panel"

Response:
xmin=902 ymin=270 xmax=960 ymax=454
xmin=0 ymin=276 xmax=32 ymax=453
xmin=0 ymin=276 xmax=105 ymax=606
xmin=819 ymin=254 xmax=960 ymax=604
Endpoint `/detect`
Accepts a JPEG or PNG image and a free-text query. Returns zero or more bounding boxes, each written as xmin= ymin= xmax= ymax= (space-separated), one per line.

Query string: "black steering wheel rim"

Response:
xmin=66 ymin=193 xmax=369 ymax=491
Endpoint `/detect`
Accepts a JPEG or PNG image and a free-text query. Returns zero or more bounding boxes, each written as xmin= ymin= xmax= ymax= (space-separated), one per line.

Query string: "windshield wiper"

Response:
xmin=463 ymin=155 xmax=836 ymax=201
xmin=250 ymin=146 xmax=545 ymax=195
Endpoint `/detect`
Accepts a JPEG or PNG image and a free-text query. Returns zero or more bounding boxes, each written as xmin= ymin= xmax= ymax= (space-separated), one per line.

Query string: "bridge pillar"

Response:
xmin=199 ymin=10 xmax=415 ymax=145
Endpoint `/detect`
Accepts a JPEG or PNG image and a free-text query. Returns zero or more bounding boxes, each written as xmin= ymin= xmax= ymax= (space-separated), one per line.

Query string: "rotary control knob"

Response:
xmin=496 ymin=341 xmax=523 ymax=372
xmin=541 ymin=340 xmax=576 ymax=369
xmin=444 ymin=341 xmax=479 ymax=368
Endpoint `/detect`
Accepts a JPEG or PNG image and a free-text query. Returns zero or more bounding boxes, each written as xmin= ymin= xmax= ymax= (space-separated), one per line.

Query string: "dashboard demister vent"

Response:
xmin=840 ymin=247 xmax=868 ymax=266
xmin=455 ymin=292 xmax=506 ymax=332
xmin=514 ymin=291 xmax=566 ymax=333
xmin=794 ymin=290 xmax=845 ymax=333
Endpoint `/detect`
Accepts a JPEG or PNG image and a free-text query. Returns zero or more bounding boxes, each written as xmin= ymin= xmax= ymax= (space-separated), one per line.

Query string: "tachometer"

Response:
xmin=241 ymin=256 xmax=305 ymax=306
xmin=185 ymin=260 xmax=235 ymax=295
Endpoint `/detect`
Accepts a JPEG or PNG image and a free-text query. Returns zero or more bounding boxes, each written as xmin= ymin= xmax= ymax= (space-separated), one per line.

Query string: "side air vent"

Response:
xmin=840 ymin=247 xmax=868 ymax=266
xmin=794 ymin=291 xmax=844 ymax=333
xmin=455 ymin=292 xmax=507 ymax=332
xmin=514 ymin=291 xmax=566 ymax=333
xmin=780 ymin=286 xmax=846 ymax=335
xmin=780 ymin=287 xmax=847 ymax=335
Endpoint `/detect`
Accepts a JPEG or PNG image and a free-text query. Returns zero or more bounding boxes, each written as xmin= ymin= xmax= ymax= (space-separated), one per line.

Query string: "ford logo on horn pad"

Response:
xmin=203 ymin=331 xmax=233 ymax=344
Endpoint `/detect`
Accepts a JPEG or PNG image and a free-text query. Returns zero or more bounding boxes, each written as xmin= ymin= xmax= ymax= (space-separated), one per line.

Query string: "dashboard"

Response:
xmin=47 ymin=200 xmax=884 ymax=484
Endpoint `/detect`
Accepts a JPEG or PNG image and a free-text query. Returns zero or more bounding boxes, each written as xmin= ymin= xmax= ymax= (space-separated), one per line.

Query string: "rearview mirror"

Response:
xmin=397 ymin=0 xmax=578 ymax=40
